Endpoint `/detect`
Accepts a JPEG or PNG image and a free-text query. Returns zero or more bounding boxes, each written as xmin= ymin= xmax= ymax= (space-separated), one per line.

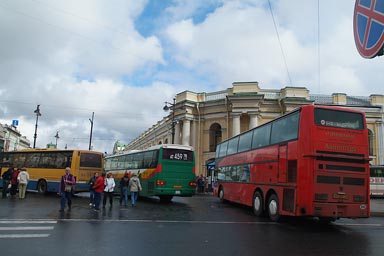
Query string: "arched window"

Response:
xmin=209 ymin=123 xmax=222 ymax=152
xmin=368 ymin=129 xmax=374 ymax=156
xmin=164 ymin=138 xmax=169 ymax=144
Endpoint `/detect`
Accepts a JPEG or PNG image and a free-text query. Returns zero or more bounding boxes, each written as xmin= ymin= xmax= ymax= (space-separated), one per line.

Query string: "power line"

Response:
xmin=267 ymin=0 xmax=293 ymax=86
xmin=0 ymin=1 xmax=155 ymax=63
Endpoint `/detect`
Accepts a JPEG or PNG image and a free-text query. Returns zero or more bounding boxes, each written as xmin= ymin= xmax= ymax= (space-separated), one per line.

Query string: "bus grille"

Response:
xmin=283 ymin=188 xmax=295 ymax=212
xmin=148 ymin=181 xmax=155 ymax=193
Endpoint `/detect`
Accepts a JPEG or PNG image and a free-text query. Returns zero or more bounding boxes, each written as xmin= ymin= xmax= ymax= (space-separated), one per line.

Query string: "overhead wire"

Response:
xmin=0 ymin=0 xmax=154 ymax=62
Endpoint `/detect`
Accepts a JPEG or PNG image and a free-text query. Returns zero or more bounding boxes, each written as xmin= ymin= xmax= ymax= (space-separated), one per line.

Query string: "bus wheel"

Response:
xmin=37 ymin=179 xmax=47 ymax=195
xmin=252 ymin=191 xmax=264 ymax=217
xmin=267 ymin=194 xmax=280 ymax=222
xmin=159 ymin=195 xmax=173 ymax=203
xmin=219 ymin=187 xmax=225 ymax=202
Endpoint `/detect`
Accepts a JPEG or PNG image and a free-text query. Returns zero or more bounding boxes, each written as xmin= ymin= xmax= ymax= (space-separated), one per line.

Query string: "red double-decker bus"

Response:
xmin=213 ymin=105 xmax=370 ymax=222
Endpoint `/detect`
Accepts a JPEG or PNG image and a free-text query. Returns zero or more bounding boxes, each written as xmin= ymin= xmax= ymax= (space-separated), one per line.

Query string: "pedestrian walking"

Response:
xmin=88 ymin=172 xmax=99 ymax=207
xmin=197 ymin=174 xmax=206 ymax=193
xmin=59 ymin=167 xmax=76 ymax=212
xmin=17 ymin=167 xmax=29 ymax=199
xmin=129 ymin=173 xmax=142 ymax=207
xmin=1 ymin=164 xmax=13 ymax=198
xmin=10 ymin=167 xmax=20 ymax=199
xmin=92 ymin=172 xmax=105 ymax=211
xmin=103 ymin=172 xmax=115 ymax=209
xmin=119 ymin=172 xmax=130 ymax=207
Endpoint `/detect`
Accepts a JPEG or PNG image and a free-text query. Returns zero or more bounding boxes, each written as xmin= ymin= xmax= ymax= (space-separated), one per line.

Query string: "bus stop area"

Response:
xmin=371 ymin=199 xmax=384 ymax=217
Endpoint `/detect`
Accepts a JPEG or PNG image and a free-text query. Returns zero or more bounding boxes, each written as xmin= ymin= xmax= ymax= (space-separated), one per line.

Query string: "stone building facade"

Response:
xmin=124 ymin=82 xmax=384 ymax=175
xmin=1 ymin=124 xmax=31 ymax=152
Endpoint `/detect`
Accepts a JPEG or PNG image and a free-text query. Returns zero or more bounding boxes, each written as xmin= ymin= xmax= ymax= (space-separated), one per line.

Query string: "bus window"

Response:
xmin=314 ymin=108 xmax=364 ymax=130
xmin=162 ymin=148 xmax=193 ymax=161
xmin=271 ymin=111 xmax=299 ymax=145
xmin=238 ymin=131 xmax=253 ymax=153
xmin=117 ymin=155 xmax=125 ymax=169
xmin=80 ymin=152 xmax=102 ymax=168
xmin=227 ymin=137 xmax=239 ymax=155
xmin=218 ymin=141 xmax=228 ymax=158
xmin=133 ymin=153 xmax=144 ymax=169
xmin=143 ymin=151 xmax=157 ymax=167
xmin=252 ymin=123 xmax=271 ymax=149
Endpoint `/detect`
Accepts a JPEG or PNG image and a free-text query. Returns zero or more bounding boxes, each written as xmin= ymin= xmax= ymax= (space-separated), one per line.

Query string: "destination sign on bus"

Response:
xmin=162 ymin=148 xmax=193 ymax=161
xmin=320 ymin=119 xmax=360 ymax=129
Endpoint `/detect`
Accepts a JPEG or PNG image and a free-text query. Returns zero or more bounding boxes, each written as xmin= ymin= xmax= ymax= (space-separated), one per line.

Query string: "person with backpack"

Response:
xmin=129 ymin=173 xmax=142 ymax=207
xmin=59 ymin=167 xmax=76 ymax=212
xmin=17 ymin=167 xmax=29 ymax=199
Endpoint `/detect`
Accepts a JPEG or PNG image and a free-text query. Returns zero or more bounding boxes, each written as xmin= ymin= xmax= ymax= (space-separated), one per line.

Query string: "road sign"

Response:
xmin=12 ymin=120 xmax=19 ymax=127
xmin=354 ymin=0 xmax=384 ymax=58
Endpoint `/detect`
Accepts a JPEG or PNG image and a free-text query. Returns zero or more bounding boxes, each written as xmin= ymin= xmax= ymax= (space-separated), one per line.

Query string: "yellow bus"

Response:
xmin=0 ymin=149 xmax=104 ymax=194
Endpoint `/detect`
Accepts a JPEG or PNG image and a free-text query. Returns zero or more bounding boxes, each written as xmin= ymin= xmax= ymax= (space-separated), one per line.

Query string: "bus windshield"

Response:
xmin=162 ymin=148 xmax=193 ymax=162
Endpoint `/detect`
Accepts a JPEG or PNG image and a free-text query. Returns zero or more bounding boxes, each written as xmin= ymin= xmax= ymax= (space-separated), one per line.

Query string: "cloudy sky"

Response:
xmin=0 ymin=0 xmax=382 ymax=154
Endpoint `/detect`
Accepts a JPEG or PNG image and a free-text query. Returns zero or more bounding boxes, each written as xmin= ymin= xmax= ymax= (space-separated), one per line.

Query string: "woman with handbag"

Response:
xmin=59 ymin=167 xmax=76 ymax=212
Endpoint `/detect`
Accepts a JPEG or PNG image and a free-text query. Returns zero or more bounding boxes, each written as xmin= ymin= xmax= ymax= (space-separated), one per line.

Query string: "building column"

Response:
xmin=249 ymin=113 xmax=259 ymax=129
xmin=232 ymin=113 xmax=241 ymax=137
xmin=191 ymin=120 xmax=197 ymax=149
xmin=182 ymin=119 xmax=191 ymax=146
xmin=174 ymin=122 xmax=181 ymax=144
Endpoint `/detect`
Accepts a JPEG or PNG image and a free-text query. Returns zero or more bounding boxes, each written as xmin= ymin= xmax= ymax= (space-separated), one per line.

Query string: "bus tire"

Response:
xmin=219 ymin=187 xmax=225 ymax=202
xmin=267 ymin=194 xmax=280 ymax=222
xmin=252 ymin=191 xmax=264 ymax=217
xmin=159 ymin=195 xmax=173 ymax=203
xmin=37 ymin=179 xmax=47 ymax=195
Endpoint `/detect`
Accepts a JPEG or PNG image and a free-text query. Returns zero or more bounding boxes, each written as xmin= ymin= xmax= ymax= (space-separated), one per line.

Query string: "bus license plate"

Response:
xmin=175 ymin=190 xmax=181 ymax=195
xmin=333 ymin=193 xmax=348 ymax=200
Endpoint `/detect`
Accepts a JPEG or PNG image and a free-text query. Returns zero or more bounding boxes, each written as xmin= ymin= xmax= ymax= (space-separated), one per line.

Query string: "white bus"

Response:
xmin=370 ymin=165 xmax=384 ymax=197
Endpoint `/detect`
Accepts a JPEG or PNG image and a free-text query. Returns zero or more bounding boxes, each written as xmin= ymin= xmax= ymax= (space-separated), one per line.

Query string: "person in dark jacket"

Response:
xmin=59 ymin=167 xmax=76 ymax=212
xmin=1 ymin=164 xmax=13 ymax=198
xmin=119 ymin=172 xmax=130 ymax=207
xmin=10 ymin=167 xmax=20 ymax=199
xmin=88 ymin=172 xmax=99 ymax=207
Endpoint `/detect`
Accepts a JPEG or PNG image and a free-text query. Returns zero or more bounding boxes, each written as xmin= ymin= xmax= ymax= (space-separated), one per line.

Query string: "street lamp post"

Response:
xmin=54 ymin=131 xmax=60 ymax=148
xmin=89 ymin=112 xmax=94 ymax=150
xmin=163 ymin=98 xmax=176 ymax=144
xmin=33 ymin=105 xmax=41 ymax=149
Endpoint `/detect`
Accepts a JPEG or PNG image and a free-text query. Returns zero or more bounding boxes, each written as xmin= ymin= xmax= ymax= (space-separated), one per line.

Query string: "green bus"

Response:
xmin=104 ymin=144 xmax=196 ymax=202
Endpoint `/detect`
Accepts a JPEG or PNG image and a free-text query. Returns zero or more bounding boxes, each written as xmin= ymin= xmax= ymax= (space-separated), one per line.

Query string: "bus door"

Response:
xmin=278 ymin=144 xmax=287 ymax=183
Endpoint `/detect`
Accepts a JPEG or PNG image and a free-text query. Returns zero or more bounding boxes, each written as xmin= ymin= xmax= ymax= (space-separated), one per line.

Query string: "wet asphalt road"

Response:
xmin=0 ymin=193 xmax=384 ymax=256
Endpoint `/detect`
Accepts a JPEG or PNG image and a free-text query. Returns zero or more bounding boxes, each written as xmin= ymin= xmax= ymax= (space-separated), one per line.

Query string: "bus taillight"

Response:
xmin=156 ymin=180 xmax=166 ymax=186
xmin=189 ymin=181 xmax=196 ymax=187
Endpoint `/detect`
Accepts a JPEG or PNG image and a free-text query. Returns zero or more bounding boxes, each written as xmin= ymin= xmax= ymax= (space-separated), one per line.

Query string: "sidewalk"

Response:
xmin=370 ymin=198 xmax=384 ymax=217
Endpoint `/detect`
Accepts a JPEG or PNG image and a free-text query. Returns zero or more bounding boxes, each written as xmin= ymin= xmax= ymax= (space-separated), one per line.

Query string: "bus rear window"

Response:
xmin=80 ymin=153 xmax=102 ymax=168
xmin=162 ymin=149 xmax=193 ymax=162
xmin=314 ymin=108 xmax=364 ymax=130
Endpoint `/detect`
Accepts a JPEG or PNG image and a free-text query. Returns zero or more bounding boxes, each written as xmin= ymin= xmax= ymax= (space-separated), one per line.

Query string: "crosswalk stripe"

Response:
xmin=0 ymin=226 xmax=54 ymax=231
xmin=0 ymin=220 xmax=57 ymax=224
xmin=0 ymin=219 xmax=57 ymax=239
xmin=0 ymin=234 xmax=50 ymax=238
